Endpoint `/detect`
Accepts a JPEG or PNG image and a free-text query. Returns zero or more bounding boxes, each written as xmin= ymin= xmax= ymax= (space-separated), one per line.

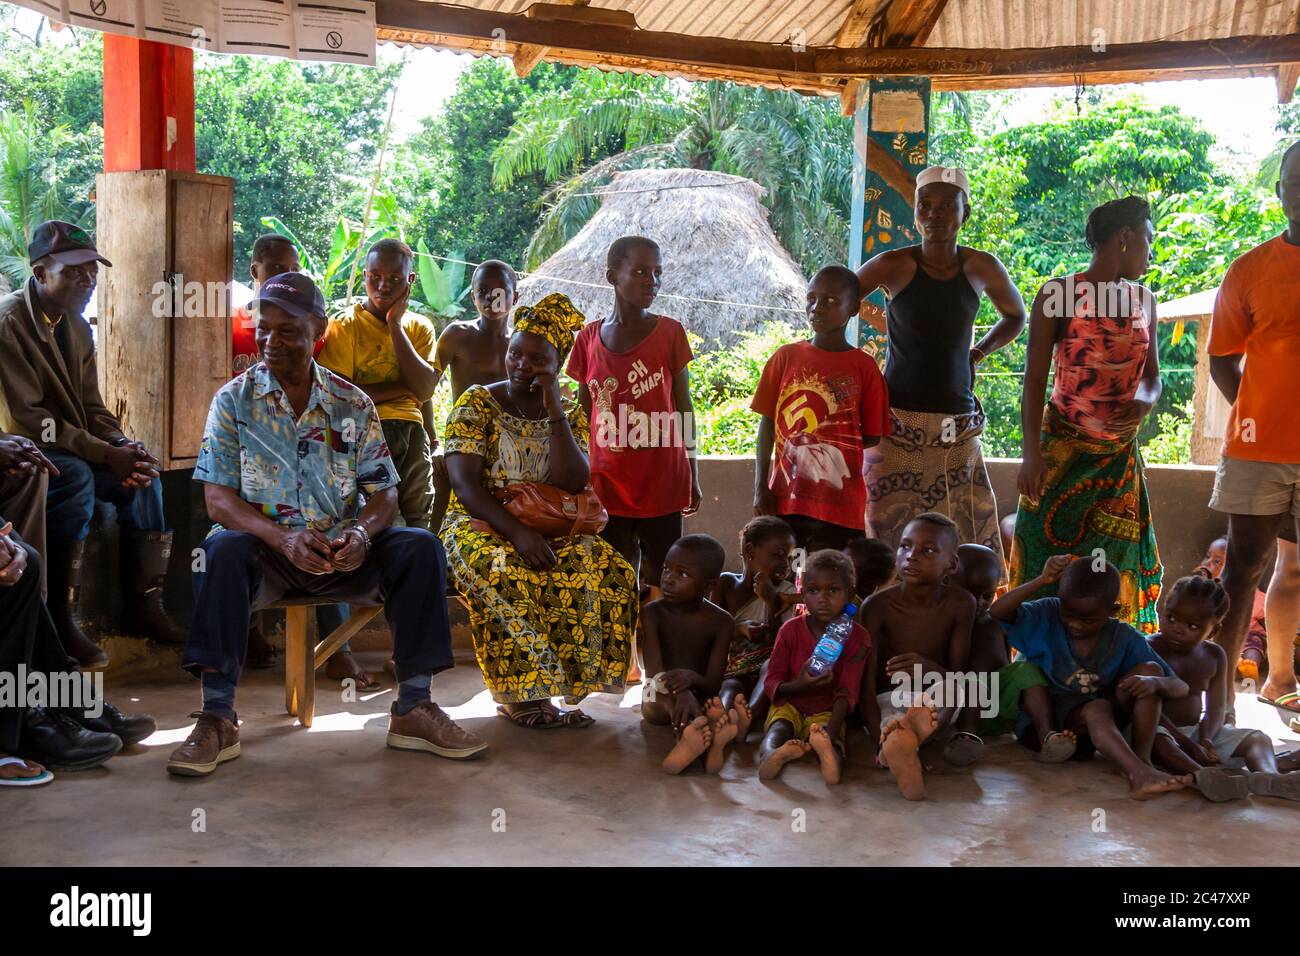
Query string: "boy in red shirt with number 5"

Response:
xmin=753 ymin=265 xmax=890 ymax=553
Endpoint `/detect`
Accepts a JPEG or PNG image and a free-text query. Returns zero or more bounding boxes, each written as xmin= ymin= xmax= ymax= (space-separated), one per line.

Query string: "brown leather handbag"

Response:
xmin=469 ymin=482 xmax=608 ymax=538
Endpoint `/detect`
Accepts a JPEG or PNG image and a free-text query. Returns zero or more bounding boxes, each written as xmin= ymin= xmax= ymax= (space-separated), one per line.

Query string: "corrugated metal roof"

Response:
xmin=403 ymin=0 xmax=1298 ymax=48
xmin=927 ymin=0 xmax=1298 ymax=49
xmin=379 ymin=1 xmax=1300 ymax=95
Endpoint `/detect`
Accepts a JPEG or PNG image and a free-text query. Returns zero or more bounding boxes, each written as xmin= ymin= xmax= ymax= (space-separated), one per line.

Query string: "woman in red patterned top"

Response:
xmin=1011 ymin=196 xmax=1164 ymax=632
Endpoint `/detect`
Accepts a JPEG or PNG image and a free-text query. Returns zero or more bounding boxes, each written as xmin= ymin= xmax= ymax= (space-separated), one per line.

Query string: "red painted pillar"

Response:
xmin=102 ymin=34 xmax=196 ymax=173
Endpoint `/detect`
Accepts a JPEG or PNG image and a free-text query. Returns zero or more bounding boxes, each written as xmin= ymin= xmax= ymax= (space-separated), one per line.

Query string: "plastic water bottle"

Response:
xmin=807 ymin=604 xmax=858 ymax=676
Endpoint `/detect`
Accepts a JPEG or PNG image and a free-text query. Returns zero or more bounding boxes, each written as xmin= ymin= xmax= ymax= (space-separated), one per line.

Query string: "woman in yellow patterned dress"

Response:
xmin=442 ymin=294 xmax=636 ymax=728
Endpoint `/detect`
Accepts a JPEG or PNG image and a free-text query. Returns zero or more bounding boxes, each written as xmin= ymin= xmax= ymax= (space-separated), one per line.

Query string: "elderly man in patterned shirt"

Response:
xmin=167 ymin=273 xmax=485 ymax=777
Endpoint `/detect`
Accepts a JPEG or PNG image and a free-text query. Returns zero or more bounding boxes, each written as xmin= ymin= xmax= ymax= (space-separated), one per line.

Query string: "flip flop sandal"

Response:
xmin=942 ymin=731 xmax=984 ymax=767
xmin=496 ymin=703 xmax=565 ymax=730
xmin=555 ymin=708 xmax=595 ymax=729
xmin=1034 ymin=730 xmax=1077 ymax=764
xmin=0 ymin=756 xmax=54 ymax=787
xmin=1193 ymin=767 xmax=1251 ymax=802
xmin=1257 ymin=691 xmax=1300 ymax=714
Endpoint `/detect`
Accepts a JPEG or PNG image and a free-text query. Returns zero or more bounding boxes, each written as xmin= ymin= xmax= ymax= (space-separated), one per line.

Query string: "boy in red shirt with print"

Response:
xmin=568 ymin=236 xmax=701 ymax=592
xmin=753 ymin=266 xmax=891 ymax=552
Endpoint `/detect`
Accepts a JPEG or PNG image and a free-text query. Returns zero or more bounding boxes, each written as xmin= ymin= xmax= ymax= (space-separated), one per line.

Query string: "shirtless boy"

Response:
xmin=844 ymin=536 xmax=896 ymax=603
xmin=641 ymin=534 xmax=739 ymax=774
xmin=1149 ymin=572 xmax=1300 ymax=801
xmin=991 ymin=556 xmax=1193 ymax=800
xmin=428 ymin=260 xmax=519 ymax=531
xmin=860 ymin=512 xmax=978 ymax=797
xmin=952 ymin=543 xmax=1011 ymax=751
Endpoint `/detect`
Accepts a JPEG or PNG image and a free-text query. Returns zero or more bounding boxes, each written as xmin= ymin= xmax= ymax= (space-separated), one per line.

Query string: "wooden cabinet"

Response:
xmin=95 ymin=170 xmax=233 ymax=470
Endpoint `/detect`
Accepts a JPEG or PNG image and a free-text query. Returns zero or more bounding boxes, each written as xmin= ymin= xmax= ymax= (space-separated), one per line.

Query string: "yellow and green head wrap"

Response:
xmin=513 ymin=292 xmax=586 ymax=360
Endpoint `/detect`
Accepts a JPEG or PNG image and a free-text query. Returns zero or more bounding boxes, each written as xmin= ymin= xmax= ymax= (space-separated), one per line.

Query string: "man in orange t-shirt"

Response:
xmin=1207 ymin=139 xmax=1300 ymax=714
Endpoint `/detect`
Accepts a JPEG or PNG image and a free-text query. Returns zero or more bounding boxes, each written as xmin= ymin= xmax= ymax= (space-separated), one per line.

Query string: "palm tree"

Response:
xmin=492 ymin=74 xmax=855 ymax=272
xmin=0 ymin=101 xmax=90 ymax=285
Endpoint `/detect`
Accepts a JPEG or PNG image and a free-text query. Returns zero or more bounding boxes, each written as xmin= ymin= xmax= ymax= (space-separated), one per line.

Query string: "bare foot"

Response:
xmin=732 ymin=694 xmax=752 ymax=741
xmin=663 ymin=716 xmax=713 ymax=774
xmin=324 ymin=652 xmax=379 ymax=690
xmin=758 ymin=739 xmax=811 ymax=780
xmin=706 ymin=709 xmax=739 ymax=774
xmin=902 ymin=706 xmax=939 ymax=747
xmin=704 ymin=696 xmax=727 ymax=729
xmin=0 ymin=756 xmax=47 ymax=781
xmin=1128 ymin=765 xmax=1191 ymax=800
xmin=808 ymin=723 xmax=842 ymax=785
xmin=881 ymin=719 xmax=926 ymax=800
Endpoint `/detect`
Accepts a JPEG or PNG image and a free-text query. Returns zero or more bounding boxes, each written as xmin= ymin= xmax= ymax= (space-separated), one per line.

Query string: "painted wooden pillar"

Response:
xmin=847 ymin=76 xmax=932 ymax=352
xmin=103 ymin=34 xmax=196 ymax=173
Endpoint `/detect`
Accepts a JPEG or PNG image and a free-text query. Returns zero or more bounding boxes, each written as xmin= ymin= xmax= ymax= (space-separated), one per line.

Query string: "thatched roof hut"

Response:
xmin=516 ymin=168 xmax=807 ymax=349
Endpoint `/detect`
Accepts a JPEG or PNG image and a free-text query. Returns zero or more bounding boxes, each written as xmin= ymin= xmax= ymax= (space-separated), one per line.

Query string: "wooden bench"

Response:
xmin=269 ymin=598 xmax=384 ymax=728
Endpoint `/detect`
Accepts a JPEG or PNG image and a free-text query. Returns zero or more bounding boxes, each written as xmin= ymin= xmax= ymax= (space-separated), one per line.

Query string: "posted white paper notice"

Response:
xmin=294 ymin=1 xmax=376 ymax=65
xmin=219 ymin=0 xmax=295 ymax=58
xmin=142 ymin=0 xmax=220 ymax=49
xmin=11 ymin=0 xmax=376 ymax=65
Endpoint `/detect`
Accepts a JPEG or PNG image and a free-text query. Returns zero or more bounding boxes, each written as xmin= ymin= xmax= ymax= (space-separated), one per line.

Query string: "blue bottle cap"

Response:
xmin=844 ymin=603 xmax=858 ymax=617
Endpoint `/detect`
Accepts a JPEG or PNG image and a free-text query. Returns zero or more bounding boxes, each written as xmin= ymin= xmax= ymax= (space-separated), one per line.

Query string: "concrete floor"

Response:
xmin=4 ymin=650 xmax=1299 ymax=866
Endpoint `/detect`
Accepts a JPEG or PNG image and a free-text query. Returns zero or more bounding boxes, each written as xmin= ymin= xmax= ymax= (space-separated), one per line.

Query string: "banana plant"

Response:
xmin=413 ymin=236 xmax=469 ymax=332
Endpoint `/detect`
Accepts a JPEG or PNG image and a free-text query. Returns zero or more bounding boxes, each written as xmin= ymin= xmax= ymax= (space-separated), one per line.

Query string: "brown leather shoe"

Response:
xmin=166 ymin=711 xmax=240 ymax=776
xmin=387 ymin=701 xmax=487 ymax=760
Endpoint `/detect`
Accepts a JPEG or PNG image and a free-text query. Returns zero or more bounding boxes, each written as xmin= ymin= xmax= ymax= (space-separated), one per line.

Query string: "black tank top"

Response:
xmin=884 ymin=246 xmax=981 ymax=414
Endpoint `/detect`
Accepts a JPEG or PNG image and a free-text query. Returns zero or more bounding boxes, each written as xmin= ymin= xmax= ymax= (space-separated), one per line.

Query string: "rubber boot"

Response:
xmin=121 ymin=529 xmax=187 ymax=644
xmin=45 ymin=538 xmax=108 ymax=670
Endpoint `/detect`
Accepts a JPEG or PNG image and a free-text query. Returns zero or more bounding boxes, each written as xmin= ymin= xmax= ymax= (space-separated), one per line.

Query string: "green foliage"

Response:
xmin=1141 ymin=400 xmax=1194 ymax=465
xmin=494 ymin=75 xmax=854 ymax=272
xmin=195 ymin=55 xmax=400 ymax=277
xmin=690 ymin=323 xmax=802 ymax=455
xmin=0 ymin=101 xmax=92 ymax=283
xmin=412 ymin=58 xmax=593 ymax=274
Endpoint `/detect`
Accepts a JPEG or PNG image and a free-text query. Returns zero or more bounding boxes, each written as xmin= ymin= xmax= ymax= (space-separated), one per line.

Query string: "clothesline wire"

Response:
xmin=413 ymin=249 xmax=1200 ymax=378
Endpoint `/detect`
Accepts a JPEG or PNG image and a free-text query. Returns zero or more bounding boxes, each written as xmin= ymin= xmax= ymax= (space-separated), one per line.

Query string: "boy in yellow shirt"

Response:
xmin=317 ymin=239 xmax=438 ymax=530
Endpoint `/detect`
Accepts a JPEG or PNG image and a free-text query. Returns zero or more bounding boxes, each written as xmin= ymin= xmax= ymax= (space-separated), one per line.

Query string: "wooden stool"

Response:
xmin=269 ymin=597 xmax=383 ymax=728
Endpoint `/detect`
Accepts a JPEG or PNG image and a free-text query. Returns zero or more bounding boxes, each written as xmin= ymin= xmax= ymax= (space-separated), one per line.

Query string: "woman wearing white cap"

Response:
xmin=855 ymin=166 xmax=1026 ymax=565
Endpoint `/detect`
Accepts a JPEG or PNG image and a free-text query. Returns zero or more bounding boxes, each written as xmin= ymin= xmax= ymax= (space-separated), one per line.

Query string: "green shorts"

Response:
xmin=382 ymin=418 xmax=433 ymax=530
xmin=977 ymin=659 xmax=1048 ymax=737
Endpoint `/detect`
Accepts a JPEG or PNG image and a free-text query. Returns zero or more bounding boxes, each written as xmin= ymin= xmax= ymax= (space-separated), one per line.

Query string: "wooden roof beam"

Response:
xmin=833 ymin=0 xmax=889 ymax=48
xmin=1280 ymin=63 xmax=1300 ymax=102
xmin=871 ymin=0 xmax=951 ymax=47
xmin=835 ymin=0 xmax=949 ymax=114
xmin=375 ymin=3 xmax=1300 ymax=88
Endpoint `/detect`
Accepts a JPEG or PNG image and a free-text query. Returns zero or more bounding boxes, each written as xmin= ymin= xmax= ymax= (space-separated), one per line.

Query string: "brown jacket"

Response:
xmin=0 ymin=277 xmax=125 ymax=463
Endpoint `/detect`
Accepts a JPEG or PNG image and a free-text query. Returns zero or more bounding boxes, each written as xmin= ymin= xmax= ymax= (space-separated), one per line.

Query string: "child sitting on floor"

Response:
xmin=1197 ymin=535 xmax=1300 ymax=684
xmin=713 ymin=516 xmax=799 ymax=737
xmin=758 ymin=550 xmax=869 ymax=785
xmin=641 ymin=534 xmax=740 ymax=775
xmin=844 ymin=536 xmax=897 ymax=603
xmin=860 ymin=512 xmax=978 ymax=798
xmin=990 ymin=555 xmax=1193 ymax=800
xmin=1148 ymin=572 xmax=1300 ymax=802
xmin=952 ymin=543 xmax=1011 ymax=747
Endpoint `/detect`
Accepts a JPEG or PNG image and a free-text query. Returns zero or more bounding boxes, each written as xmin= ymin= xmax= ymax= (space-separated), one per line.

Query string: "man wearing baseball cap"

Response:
xmin=169 ymin=271 xmax=483 ymax=776
xmin=0 ymin=220 xmax=186 ymax=668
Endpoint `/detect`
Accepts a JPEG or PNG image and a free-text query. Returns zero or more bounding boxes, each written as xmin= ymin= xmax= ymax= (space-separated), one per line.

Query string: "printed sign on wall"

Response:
xmin=17 ymin=0 xmax=376 ymax=65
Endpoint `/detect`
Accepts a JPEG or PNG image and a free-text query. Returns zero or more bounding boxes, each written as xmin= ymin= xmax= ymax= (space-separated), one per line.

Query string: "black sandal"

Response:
xmin=496 ymin=702 xmax=565 ymax=730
